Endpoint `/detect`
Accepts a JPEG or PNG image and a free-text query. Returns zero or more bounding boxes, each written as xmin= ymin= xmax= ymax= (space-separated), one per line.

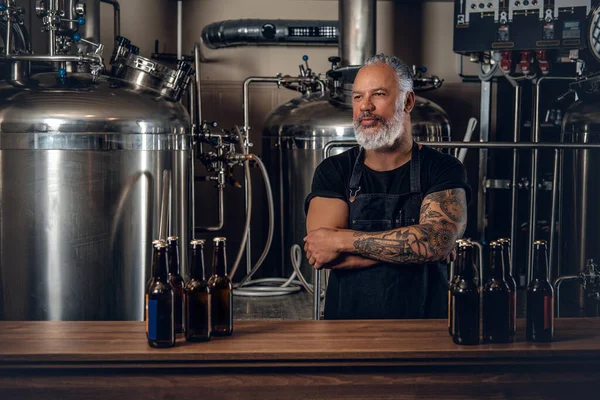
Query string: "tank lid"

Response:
xmin=0 ymin=73 xmax=190 ymax=136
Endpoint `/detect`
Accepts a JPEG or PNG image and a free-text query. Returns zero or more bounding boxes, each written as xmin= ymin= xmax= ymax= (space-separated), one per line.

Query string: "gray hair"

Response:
xmin=364 ymin=54 xmax=414 ymax=94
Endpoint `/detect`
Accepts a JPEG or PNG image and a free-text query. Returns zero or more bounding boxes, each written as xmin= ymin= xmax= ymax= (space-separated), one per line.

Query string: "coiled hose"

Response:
xmin=231 ymin=126 xmax=314 ymax=297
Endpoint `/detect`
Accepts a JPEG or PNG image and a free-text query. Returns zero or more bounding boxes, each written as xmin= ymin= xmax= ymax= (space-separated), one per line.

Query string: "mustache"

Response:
xmin=356 ymin=112 xmax=386 ymax=125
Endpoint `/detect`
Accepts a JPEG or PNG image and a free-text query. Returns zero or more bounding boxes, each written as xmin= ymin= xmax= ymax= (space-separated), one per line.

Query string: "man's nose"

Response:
xmin=359 ymin=96 xmax=375 ymax=112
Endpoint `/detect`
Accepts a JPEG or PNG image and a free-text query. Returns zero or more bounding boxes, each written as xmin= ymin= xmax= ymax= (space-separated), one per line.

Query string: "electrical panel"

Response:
xmin=454 ymin=0 xmax=596 ymax=53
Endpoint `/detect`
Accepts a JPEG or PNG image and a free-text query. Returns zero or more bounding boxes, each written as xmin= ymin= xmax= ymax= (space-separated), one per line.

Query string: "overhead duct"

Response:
xmin=339 ymin=0 xmax=376 ymax=66
xmin=201 ymin=19 xmax=339 ymax=49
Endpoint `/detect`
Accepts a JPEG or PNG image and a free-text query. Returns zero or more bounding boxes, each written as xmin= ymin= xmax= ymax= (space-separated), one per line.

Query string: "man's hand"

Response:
xmin=304 ymin=227 xmax=354 ymax=270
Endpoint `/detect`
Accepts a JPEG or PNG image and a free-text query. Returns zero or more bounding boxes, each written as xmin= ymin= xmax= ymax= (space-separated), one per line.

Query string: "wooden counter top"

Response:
xmin=1 ymin=319 xmax=599 ymax=399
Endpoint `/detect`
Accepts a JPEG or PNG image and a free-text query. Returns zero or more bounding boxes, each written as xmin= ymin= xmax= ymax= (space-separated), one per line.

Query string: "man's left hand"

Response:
xmin=304 ymin=227 xmax=353 ymax=269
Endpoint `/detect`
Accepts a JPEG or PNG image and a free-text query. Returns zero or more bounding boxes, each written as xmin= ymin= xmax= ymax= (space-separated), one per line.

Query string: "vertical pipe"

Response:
xmin=339 ymin=0 xmax=376 ymax=66
xmin=314 ymin=269 xmax=321 ymax=320
xmin=194 ymin=44 xmax=203 ymax=125
xmin=510 ymin=85 xmax=522 ymax=278
xmin=579 ymin=129 xmax=590 ymax=311
xmin=477 ymin=80 xmax=492 ymax=241
xmin=48 ymin=0 xmax=56 ymax=56
xmin=548 ymin=149 xmax=560 ymax=282
xmin=557 ymin=130 xmax=565 ymax=278
xmin=177 ymin=0 xmax=183 ymax=61
xmin=6 ymin=13 xmax=12 ymax=56
xmin=527 ymin=81 xmax=542 ymax=284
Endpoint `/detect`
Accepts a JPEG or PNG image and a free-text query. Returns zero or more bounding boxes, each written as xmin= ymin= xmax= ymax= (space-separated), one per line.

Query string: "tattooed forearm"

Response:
xmin=423 ymin=189 xmax=467 ymax=223
xmin=353 ymin=221 xmax=457 ymax=264
xmin=351 ymin=189 xmax=467 ymax=264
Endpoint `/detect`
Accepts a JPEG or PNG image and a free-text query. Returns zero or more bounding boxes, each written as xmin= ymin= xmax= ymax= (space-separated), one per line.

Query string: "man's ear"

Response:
xmin=404 ymin=91 xmax=416 ymax=113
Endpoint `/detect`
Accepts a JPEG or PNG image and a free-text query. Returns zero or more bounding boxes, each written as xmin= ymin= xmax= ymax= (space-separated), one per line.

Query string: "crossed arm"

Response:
xmin=304 ymin=188 xmax=467 ymax=269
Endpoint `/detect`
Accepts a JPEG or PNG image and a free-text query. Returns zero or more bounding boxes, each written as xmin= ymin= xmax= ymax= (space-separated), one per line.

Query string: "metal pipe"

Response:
xmin=194 ymin=43 xmax=202 ymax=124
xmin=201 ymin=19 xmax=338 ymax=49
xmin=554 ymin=275 xmax=580 ymax=317
xmin=527 ymin=81 xmax=541 ymax=284
xmin=100 ymin=0 xmax=121 ymax=38
xmin=579 ymin=130 xmax=590 ymax=311
xmin=557 ymin=130 xmax=565 ymax=278
xmin=477 ymin=80 xmax=492 ymax=242
xmin=510 ymin=85 xmax=522 ymax=284
xmin=527 ymin=76 xmax=576 ymax=285
xmin=314 ymin=268 xmax=321 ymax=320
xmin=5 ymin=12 xmax=11 ymax=57
xmin=48 ymin=0 xmax=56 ymax=56
xmin=548 ymin=149 xmax=560 ymax=282
xmin=177 ymin=0 xmax=182 ymax=61
xmin=339 ymin=0 xmax=376 ymax=66
xmin=0 ymin=54 xmax=103 ymax=64
xmin=195 ymin=184 xmax=224 ymax=231
xmin=421 ymin=142 xmax=600 ymax=149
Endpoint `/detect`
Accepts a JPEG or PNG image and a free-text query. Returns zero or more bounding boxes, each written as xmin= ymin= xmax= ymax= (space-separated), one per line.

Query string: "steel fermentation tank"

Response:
xmin=560 ymin=75 xmax=600 ymax=315
xmin=0 ymin=70 xmax=192 ymax=321
xmin=262 ymin=90 xmax=451 ymax=280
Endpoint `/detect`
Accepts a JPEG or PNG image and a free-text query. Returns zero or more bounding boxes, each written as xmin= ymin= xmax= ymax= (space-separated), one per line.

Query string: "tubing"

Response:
xmin=554 ymin=275 xmax=580 ymax=317
xmin=100 ymin=0 xmax=121 ymax=38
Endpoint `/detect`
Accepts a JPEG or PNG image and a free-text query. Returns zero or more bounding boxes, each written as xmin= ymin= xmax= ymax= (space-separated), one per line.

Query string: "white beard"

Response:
xmin=353 ymin=106 xmax=406 ymax=151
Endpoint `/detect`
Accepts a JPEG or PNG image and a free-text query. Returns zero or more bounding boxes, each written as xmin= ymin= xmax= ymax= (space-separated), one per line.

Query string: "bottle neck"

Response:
xmin=490 ymin=246 xmax=505 ymax=280
xmin=532 ymin=245 xmax=549 ymax=281
xmin=168 ymin=242 xmax=180 ymax=275
xmin=152 ymin=248 xmax=168 ymax=280
xmin=190 ymin=246 xmax=206 ymax=281
xmin=457 ymin=248 xmax=476 ymax=280
xmin=502 ymin=244 xmax=512 ymax=278
xmin=212 ymin=244 xmax=228 ymax=276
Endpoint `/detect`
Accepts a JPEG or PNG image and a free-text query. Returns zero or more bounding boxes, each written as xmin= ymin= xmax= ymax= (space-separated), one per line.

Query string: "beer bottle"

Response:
xmin=449 ymin=239 xmax=465 ymax=336
xmin=185 ymin=239 xmax=211 ymax=342
xmin=208 ymin=237 xmax=233 ymax=336
xmin=498 ymin=238 xmax=517 ymax=337
xmin=167 ymin=236 xmax=185 ymax=334
xmin=526 ymin=240 xmax=554 ymax=342
xmin=146 ymin=240 xmax=175 ymax=348
xmin=452 ymin=241 xmax=480 ymax=345
xmin=482 ymin=241 xmax=512 ymax=343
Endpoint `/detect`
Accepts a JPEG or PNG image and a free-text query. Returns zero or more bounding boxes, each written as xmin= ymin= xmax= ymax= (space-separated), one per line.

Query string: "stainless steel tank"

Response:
xmin=262 ymin=91 xmax=451 ymax=280
xmin=561 ymin=80 xmax=600 ymax=315
xmin=0 ymin=71 xmax=192 ymax=321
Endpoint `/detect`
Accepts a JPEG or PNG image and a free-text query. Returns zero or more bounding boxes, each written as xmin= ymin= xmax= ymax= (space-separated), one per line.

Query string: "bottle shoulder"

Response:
xmin=186 ymin=279 xmax=210 ymax=293
xmin=208 ymin=274 xmax=233 ymax=289
xmin=527 ymin=279 xmax=554 ymax=292
xmin=483 ymin=278 xmax=509 ymax=291
xmin=168 ymin=274 xmax=185 ymax=287
xmin=149 ymin=279 xmax=174 ymax=296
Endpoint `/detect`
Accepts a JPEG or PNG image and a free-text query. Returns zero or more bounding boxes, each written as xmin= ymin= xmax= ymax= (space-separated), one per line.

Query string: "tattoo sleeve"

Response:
xmin=352 ymin=189 xmax=467 ymax=264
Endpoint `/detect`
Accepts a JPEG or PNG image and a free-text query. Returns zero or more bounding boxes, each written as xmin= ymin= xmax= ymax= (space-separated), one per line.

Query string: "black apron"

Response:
xmin=323 ymin=142 xmax=448 ymax=320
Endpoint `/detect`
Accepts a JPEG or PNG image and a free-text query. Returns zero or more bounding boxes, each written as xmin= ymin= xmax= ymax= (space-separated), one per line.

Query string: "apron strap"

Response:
xmin=348 ymin=148 xmax=365 ymax=203
xmin=409 ymin=141 xmax=422 ymax=194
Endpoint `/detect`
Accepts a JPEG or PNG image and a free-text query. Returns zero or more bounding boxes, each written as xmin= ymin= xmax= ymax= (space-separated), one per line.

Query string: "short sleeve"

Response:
xmin=425 ymin=153 xmax=472 ymax=203
xmin=304 ymin=157 xmax=348 ymax=214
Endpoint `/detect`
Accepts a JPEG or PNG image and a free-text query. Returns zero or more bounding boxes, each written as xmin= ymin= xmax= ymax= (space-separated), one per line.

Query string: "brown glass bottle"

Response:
xmin=526 ymin=240 xmax=554 ymax=342
xmin=482 ymin=241 xmax=512 ymax=343
xmin=452 ymin=241 xmax=480 ymax=345
xmin=167 ymin=236 xmax=185 ymax=334
xmin=498 ymin=238 xmax=517 ymax=337
xmin=185 ymin=239 xmax=211 ymax=342
xmin=146 ymin=240 xmax=175 ymax=348
xmin=208 ymin=237 xmax=233 ymax=336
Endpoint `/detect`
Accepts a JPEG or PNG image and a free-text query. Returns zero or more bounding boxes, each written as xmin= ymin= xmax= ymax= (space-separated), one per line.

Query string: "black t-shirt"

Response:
xmin=305 ymin=145 xmax=471 ymax=213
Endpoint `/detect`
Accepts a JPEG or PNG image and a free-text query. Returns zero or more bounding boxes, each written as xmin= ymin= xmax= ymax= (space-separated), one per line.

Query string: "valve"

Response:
xmin=0 ymin=3 xmax=7 ymax=12
xmin=328 ymin=56 xmax=341 ymax=70
xmin=520 ymin=51 xmax=531 ymax=75
xmin=535 ymin=50 xmax=549 ymax=75
xmin=58 ymin=67 xmax=67 ymax=78
xmin=500 ymin=51 xmax=512 ymax=73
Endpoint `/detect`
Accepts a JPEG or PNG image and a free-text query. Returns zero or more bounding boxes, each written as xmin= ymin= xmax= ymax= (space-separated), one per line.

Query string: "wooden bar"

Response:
xmin=1 ymin=319 xmax=599 ymax=399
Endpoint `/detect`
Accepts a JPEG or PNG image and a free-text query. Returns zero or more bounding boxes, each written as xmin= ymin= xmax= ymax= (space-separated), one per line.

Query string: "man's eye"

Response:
xmin=353 ymin=95 xmax=361 ymax=101
xmin=374 ymin=92 xmax=385 ymax=96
